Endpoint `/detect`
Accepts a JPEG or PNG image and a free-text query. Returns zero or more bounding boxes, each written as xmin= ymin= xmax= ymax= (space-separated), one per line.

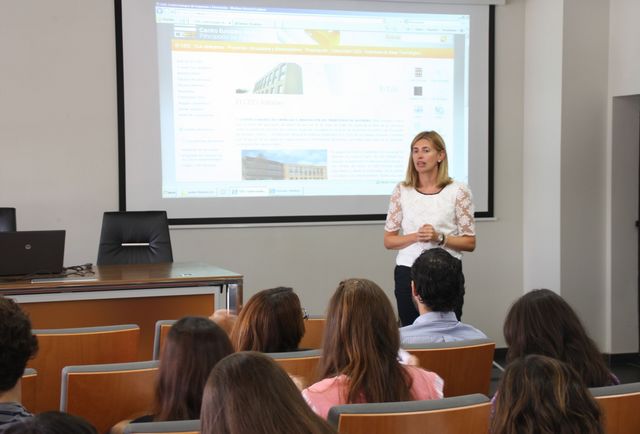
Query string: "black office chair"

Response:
xmin=97 ymin=211 xmax=173 ymax=265
xmin=0 ymin=207 xmax=16 ymax=232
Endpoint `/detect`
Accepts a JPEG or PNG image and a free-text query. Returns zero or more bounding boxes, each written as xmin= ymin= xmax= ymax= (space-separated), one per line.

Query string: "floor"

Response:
xmin=489 ymin=353 xmax=640 ymax=397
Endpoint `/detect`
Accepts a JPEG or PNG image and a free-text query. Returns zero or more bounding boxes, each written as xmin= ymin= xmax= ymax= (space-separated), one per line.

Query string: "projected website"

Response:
xmin=155 ymin=4 xmax=469 ymax=199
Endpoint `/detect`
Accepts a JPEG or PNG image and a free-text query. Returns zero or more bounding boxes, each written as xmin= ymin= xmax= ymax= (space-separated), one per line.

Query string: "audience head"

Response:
xmin=320 ymin=278 xmax=412 ymax=404
xmin=411 ymin=248 xmax=464 ymax=312
xmin=201 ymin=351 xmax=336 ymax=434
xmin=404 ymin=130 xmax=451 ymax=188
xmin=491 ymin=354 xmax=604 ymax=434
xmin=231 ymin=287 xmax=305 ymax=353
xmin=3 ymin=411 xmax=97 ymax=434
xmin=154 ymin=316 xmax=233 ymax=421
xmin=504 ymin=289 xmax=613 ymax=387
xmin=0 ymin=296 xmax=38 ymax=394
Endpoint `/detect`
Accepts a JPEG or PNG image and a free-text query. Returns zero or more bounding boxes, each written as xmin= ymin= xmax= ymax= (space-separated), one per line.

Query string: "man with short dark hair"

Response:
xmin=400 ymin=248 xmax=486 ymax=344
xmin=0 ymin=296 xmax=38 ymax=426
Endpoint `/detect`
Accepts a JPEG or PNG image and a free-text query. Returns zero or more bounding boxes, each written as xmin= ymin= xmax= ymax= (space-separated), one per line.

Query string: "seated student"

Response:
xmin=123 ymin=316 xmax=233 ymax=426
xmin=0 ymin=297 xmax=38 ymax=427
xmin=3 ymin=411 xmax=97 ymax=434
xmin=230 ymin=287 xmax=305 ymax=353
xmin=503 ymin=288 xmax=617 ymax=387
xmin=491 ymin=354 xmax=604 ymax=434
xmin=400 ymin=248 xmax=487 ymax=344
xmin=201 ymin=351 xmax=336 ymax=434
xmin=302 ymin=279 xmax=443 ymax=419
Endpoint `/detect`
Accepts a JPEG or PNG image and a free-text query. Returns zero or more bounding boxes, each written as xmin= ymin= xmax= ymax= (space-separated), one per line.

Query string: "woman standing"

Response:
xmin=384 ymin=131 xmax=476 ymax=326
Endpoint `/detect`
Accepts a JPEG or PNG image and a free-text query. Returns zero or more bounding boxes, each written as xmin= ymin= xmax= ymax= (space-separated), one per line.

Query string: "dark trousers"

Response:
xmin=394 ymin=264 xmax=465 ymax=326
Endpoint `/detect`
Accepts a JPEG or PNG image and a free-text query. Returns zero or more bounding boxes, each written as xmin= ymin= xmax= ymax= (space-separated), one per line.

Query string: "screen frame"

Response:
xmin=114 ymin=0 xmax=495 ymax=224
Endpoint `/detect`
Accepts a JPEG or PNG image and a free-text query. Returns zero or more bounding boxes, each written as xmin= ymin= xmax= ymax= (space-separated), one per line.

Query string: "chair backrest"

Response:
xmin=403 ymin=339 xmax=495 ymax=397
xmin=60 ymin=360 xmax=159 ymax=434
xmin=123 ymin=419 xmax=200 ymax=434
xmin=590 ymin=382 xmax=640 ymax=434
xmin=152 ymin=319 xmax=177 ymax=360
xmin=0 ymin=207 xmax=16 ymax=232
xmin=328 ymin=393 xmax=491 ymax=434
xmin=29 ymin=324 xmax=140 ymax=412
xmin=299 ymin=315 xmax=325 ymax=349
xmin=266 ymin=349 xmax=322 ymax=389
xmin=21 ymin=367 xmax=37 ymax=412
xmin=97 ymin=211 xmax=173 ymax=266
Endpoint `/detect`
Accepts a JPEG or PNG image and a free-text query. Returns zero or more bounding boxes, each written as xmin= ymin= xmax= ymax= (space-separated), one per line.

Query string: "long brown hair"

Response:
xmin=319 ymin=278 xmax=413 ymax=404
xmin=503 ymin=289 xmax=613 ymax=387
xmin=154 ymin=316 xmax=233 ymax=421
xmin=491 ymin=354 xmax=604 ymax=434
xmin=201 ymin=351 xmax=337 ymax=434
xmin=403 ymin=130 xmax=453 ymax=188
xmin=230 ymin=287 xmax=305 ymax=352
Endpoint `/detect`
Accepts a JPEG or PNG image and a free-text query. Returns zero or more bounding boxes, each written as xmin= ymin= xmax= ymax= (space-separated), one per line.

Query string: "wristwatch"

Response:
xmin=437 ymin=232 xmax=445 ymax=246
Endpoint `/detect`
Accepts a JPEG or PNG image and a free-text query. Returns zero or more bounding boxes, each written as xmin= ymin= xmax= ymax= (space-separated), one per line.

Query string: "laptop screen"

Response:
xmin=0 ymin=230 xmax=65 ymax=277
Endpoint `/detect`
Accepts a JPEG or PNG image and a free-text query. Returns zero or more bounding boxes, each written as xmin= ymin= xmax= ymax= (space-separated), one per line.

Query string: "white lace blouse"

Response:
xmin=384 ymin=181 xmax=475 ymax=265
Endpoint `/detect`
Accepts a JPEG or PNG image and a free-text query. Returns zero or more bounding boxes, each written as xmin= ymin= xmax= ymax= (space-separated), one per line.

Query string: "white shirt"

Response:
xmin=384 ymin=181 xmax=475 ymax=265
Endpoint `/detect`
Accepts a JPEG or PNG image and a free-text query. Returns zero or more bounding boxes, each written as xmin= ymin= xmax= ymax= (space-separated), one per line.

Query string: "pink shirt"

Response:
xmin=302 ymin=366 xmax=444 ymax=419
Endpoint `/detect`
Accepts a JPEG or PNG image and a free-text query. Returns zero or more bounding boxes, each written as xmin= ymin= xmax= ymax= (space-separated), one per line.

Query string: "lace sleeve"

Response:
xmin=384 ymin=184 xmax=402 ymax=232
xmin=455 ymin=184 xmax=475 ymax=236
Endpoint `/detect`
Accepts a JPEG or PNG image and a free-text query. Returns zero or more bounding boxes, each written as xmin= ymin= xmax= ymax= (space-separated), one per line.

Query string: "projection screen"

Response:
xmin=117 ymin=0 xmax=493 ymax=223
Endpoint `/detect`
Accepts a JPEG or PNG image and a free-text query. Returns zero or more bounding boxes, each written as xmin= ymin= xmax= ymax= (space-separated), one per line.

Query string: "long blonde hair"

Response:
xmin=319 ymin=278 xmax=413 ymax=404
xmin=403 ymin=131 xmax=452 ymax=188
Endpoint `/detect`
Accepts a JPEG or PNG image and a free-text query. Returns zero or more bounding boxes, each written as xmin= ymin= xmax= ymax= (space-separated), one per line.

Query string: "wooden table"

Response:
xmin=1 ymin=262 xmax=243 ymax=359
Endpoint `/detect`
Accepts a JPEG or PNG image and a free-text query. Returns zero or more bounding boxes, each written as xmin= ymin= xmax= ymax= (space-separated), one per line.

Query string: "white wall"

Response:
xmin=0 ymin=0 xmax=119 ymax=260
xmin=7 ymin=0 xmax=637 ymax=353
xmin=559 ymin=0 xmax=610 ymax=347
xmin=609 ymin=0 xmax=640 ymax=97
xmin=522 ymin=0 xmax=563 ymax=293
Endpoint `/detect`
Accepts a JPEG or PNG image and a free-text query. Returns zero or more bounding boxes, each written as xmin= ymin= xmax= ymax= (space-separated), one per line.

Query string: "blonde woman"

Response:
xmin=384 ymin=130 xmax=476 ymax=325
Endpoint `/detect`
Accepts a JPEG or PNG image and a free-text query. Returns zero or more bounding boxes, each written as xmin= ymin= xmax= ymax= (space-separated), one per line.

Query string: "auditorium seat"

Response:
xmin=29 ymin=324 xmax=140 ymax=412
xmin=591 ymin=381 xmax=640 ymax=434
xmin=60 ymin=360 xmax=159 ymax=434
xmin=97 ymin=211 xmax=173 ymax=265
xmin=327 ymin=393 xmax=491 ymax=434
xmin=123 ymin=419 xmax=200 ymax=434
xmin=152 ymin=319 xmax=177 ymax=360
xmin=300 ymin=315 xmax=325 ymax=349
xmin=267 ymin=349 xmax=322 ymax=389
xmin=21 ymin=368 xmax=37 ymax=412
xmin=402 ymin=338 xmax=495 ymax=397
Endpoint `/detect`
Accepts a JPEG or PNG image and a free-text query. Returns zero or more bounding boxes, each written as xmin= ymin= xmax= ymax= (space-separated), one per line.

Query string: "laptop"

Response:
xmin=0 ymin=230 xmax=65 ymax=276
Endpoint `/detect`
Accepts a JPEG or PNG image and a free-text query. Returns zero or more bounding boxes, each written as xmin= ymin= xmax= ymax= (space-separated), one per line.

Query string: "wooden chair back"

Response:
xmin=152 ymin=320 xmax=177 ymax=360
xmin=61 ymin=360 xmax=159 ymax=434
xmin=300 ymin=316 xmax=325 ymax=349
xmin=267 ymin=349 xmax=322 ymax=389
xmin=328 ymin=393 xmax=491 ymax=434
xmin=591 ymin=382 xmax=640 ymax=434
xmin=403 ymin=339 xmax=495 ymax=397
xmin=123 ymin=419 xmax=200 ymax=434
xmin=29 ymin=324 xmax=140 ymax=412
xmin=21 ymin=367 xmax=37 ymax=411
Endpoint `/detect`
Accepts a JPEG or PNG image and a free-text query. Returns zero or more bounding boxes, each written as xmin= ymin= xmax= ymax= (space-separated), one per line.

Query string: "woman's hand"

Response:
xmin=416 ymin=224 xmax=438 ymax=243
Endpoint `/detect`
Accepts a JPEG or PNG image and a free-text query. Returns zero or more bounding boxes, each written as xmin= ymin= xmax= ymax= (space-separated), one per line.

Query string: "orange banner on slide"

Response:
xmin=171 ymin=40 xmax=454 ymax=58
